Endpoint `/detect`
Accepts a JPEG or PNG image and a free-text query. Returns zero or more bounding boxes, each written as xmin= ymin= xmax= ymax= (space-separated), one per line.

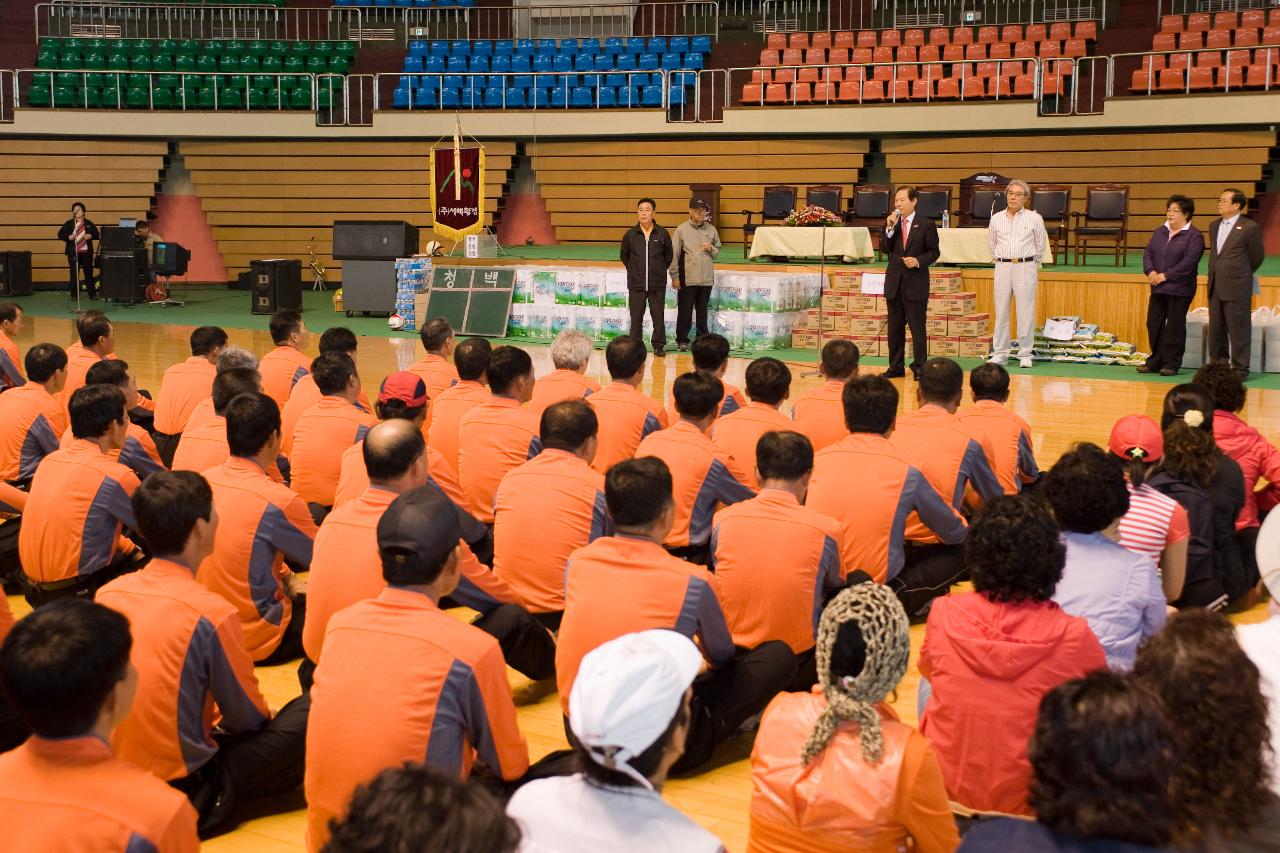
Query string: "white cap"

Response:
xmin=1257 ymin=507 xmax=1280 ymax=600
xmin=568 ymin=629 xmax=702 ymax=790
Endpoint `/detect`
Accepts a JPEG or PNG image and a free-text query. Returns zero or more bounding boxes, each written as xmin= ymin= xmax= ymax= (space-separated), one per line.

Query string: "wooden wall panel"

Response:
xmin=182 ymin=140 xmax=516 ymax=278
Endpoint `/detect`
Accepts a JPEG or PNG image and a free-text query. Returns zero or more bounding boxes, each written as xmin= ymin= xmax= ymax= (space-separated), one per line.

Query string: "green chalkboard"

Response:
xmin=424 ymin=266 xmax=516 ymax=337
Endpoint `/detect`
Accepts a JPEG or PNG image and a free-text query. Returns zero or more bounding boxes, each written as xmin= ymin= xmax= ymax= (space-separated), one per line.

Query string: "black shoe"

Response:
xmin=677 ymin=342 xmax=689 ymax=352
xmin=1159 ymin=367 xmax=1178 ymax=377
xmin=881 ymin=368 xmax=905 ymax=379
xmin=909 ymin=365 xmax=922 ymax=382
xmin=1136 ymin=365 xmax=1156 ymax=374
xmin=653 ymin=345 xmax=665 ymax=357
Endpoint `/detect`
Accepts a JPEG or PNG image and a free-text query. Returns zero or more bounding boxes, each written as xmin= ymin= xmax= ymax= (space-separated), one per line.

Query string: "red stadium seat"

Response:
xmin=919 ymin=45 xmax=940 ymax=62
xmin=1236 ymin=29 xmax=1260 ymax=47
xmin=797 ymin=66 xmax=820 ymax=83
xmin=974 ymin=61 xmax=997 ymax=78
xmin=1075 ymin=21 xmax=1097 ymax=41
xmin=789 ymin=33 xmax=809 ymax=49
xmin=1271 ymin=8 xmax=1280 ymax=25
xmin=791 ymin=82 xmax=812 ymax=103
xmin=1195 ymin=50 xmax=1221 ymax=68
xmin=1186 ymin=13 xmax=1210 ymax=31
xmin=888 ymin=79 xmax=909 ymax=100
xmin=1187 ymin=66 xmax=1214 ymax=89
xmin=773 ymin=67 xmax=797 ymax=83
xmin=1246 ymin=63 xmax=1274 ymax=87
xmin=804 ymin=48 xmax=827 ymax=65
xmin=1039 ymin=40 xmax=1062 ymax=58
xmin=750 ymin=68 xmax=772 ymax=82
xmin=1130 ymin=68 xmax=1152 ymax=92
xmin=935 ymin=77 xmax=960 ymax=98
xmin=833 ymin=31 xmax=855 ymax=49
xmin=897 ymin=45 xmax=918 ymax=62
xmin=852 ymin=47 xmax=873 ymax=64
xmin=873 ymin=46 xmax=894 ymax=64
xmin=1264 ymin=27 xmax=1280 ymax=45
xmin=910 ymin=78 xmax=934 ymax=99
xmin=1013 ymin=73 xmax=1036 ymax=96
xmin=960 ymin=75 xmax=986 ymax=97
xmin=1158 ymin=67 xmax=1185 ymax=90
xmin=764 ymin=82 xmax=788 ymax=103
xmin=1152 ymin=32 xmax=1176 ymax=51
xmin=843 ymin=65 xmax=865 ymax=82
xmin=1167 ymin=52 xmax=1191 ymax=70
xmin=811 ymin=32 xmax=833 ymax=49
xmin=1025 ymin=23 xmax=1047 ymax=42
xmin=965 ymin=43 xmax=987 ymax=60
xmin=781 ymin=48 xmax=803 ymax=65
xmin=1206 ymin=30 xmax=1230 ymax=49
xmin=988 ymin=76 xmax=1012 ymax=97
xmin=766 ymin=33 xmax=787 ymax=50
xmin=861 ymin=79 xmax=884 ymax=101
xmin=1213 ymin=12 xmax=1237 ymax=29
xmin=1178 ymin=31 xmax=1204 ymax=50
xmin=1160 ymin=14 xmax=1183 ymax=33
xmin=989 ymin=43 xmax=1012 ymax=59
xmin=760 ymin=49 xmax=780 ymax=66
xmin=1218 ymin=64 xmax=1244 ymax=89
xmin=857 ymin=30 xmax=877 ymax=47
xmin=929 ymin=27 xmax=950 ymax=45
xmin=943 ymin=43 xmax=965 ymax=62
xmin=827 ymin=48 xmax=850 ymax=65
xmin=818 ymin=65 xmax=842 ymax=82
xmin=1227 ymin=48 xmax=1254 ymax=68
xmin=952 ymin=27 xmax=974 ymax=45
xmin=1048 ymin=23 xmax=1071 ymax=41
xmin=1139 ymin=54 xmax=1166 ymax=73
xmin=922 ymin=62 xmax=945 ymax=82
xmin=741 ymin=82 xmax=764 ymax=104
xmin=1001 ymin=24 xmax=1022 ymax=42
xmin=1242 ymin=10 xmax=1265 ymax=29
xmin=812 ymin=81 xmax=836 ymax=102
xmin=978 ymin=26 xmax=999 ymax=44
xmin=881 ymin=30 xmax=901 ymax=47
xmin=903 ymin=28 xmax=924 ymax=46
xmin=837 ymin=79 xmax=861 ymax=101
xmin=872 ymin=64 xmax=894 ymax=81
xmin=1014 ymin=40 xmax=1036 ymax=59
xmin=1063 ymin=38 xmax=1086 ymax=57
xmin=996 ymin=60 xmax=1025 ymax=78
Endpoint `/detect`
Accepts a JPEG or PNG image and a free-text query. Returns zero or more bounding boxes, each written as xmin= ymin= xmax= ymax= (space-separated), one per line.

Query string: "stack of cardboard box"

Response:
xmin=792 ymin=270 xmax=993 ymax=359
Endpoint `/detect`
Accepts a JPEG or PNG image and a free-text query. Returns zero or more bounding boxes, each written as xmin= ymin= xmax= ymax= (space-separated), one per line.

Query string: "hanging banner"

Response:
xmin=430 ymin=146 xmax=486 ymax=240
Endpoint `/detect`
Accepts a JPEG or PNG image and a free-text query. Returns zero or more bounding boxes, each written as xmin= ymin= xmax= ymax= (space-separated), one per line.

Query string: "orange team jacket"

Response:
xmin=152 ymin=356 xmax=216 ymax=435
xmin=634 ymin=420 xmax=755 ymax=548
xmin=0 ymin=480 xmax=26 ymax=516
xmin=748 ymin=691 xmax=959 ymax=853
xmin=18 ymin=439 xmax=140 ymax=584
xmin=58 ymin=342 xmax=107 ymax=414
xmin=458 ymin=396 xmax=543 ymax=523
xmin=305 ymin=586 xmax=529 ymax=852
xmin=492 ymin=449 xmax=611 ymax=613
xmin=710 ymin=489 xmax=843 ymax=653
xmin=333 ymin=439 xmax=467 ymax=509
xmin=171 ymin=413 xmax=287 ymax=486
xmin=790 ymin=379 xmax=849 ymax=452
xmin=710 ymin=401 xmax=794 ymax=489
xmin=955 ymin=400 xmax=1040 ymax=495
xmin=280 ymin=373 xmax=372 ymax=451
xmin=197 ymin=457 xmax=318 ymax=660
xmin=889 ymin=404 xmax=1002 ymax=542
xmin=302 ymin=485 xmax=519 ymax=662
xmin=60 ymin=422 xmax=166 ymax=481
xmin=407 ymin=352 xmax=459 ymax=428
xmin=0 ymin=734 xmax=199 ymax=853
xmin=0 ymin=328 xmax=23 ymax=389
xmin=259 ymin=344 xmax=312 ymax=408
xmin=807 ymin=434 xmax=966 ymax=583
xmin=664 ymin=380 xmax=746 ymax=425
xmin=530 ymin=369 xmax=602 ymax=416
xmin=99 ymin=558 xmax=272 ymax=782
xmin=184 ymin=396 xmax=216 ymax=432
xmin=556 ymin=534 xmax=736 ymax=712
xmin=0 ymin=381 xmax=65 ymax=482
xmin=283 ymin=397 xmax=376 ymax=507
xmin=586 ymin=380 xmax=668 ymax=474
xmin=426 ymin=379 xmax=489 ymax=472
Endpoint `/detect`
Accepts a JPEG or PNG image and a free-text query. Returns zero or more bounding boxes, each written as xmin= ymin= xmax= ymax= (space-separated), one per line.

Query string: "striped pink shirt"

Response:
xmin=1117 ymin=483 xmax=1189 ymax=561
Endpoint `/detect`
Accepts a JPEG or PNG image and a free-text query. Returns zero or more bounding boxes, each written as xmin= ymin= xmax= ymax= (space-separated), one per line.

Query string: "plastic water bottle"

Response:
xmin=941 ymin=210 xmax=950 ymax=229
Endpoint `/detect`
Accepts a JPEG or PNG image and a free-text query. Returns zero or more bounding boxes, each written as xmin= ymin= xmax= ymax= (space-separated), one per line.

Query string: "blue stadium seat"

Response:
xmin=425 ymin=55 xmax=445 ymax=73
xmin=559 ymin=39 xmax=579 ymax=55
xmin=492 ymin=55 xmax=511 ymax=74
xmin=447 ymin=56 xmax=467 ymax=73
xmin=404 ymin=55 xmax=424 ymax=73
xmin=472 ymin=40 xmax=492 ymax=57
xmin=373 ymin=0 xmax=392 ymax=8
xmin=470 ymin=56 xmax=489 ymax=71
xmin=638 ymin=53 xmax=659 ymax=70
xmin=671 ymin=70 xmax=696 ymax=89
xmin=531 ymin=87 xmax=549 ymax=107
xmin=514 ymin=39 xmax=534 ymax=56
xmin=392 ymin=85 xmax=411 ymax=107
xmin=429 ymin=40 xmax=449 ymax=56
xmin=443 ymin=74 xmax=464 ymax=89
xmin=618 ymin=85 xmax=642 ymax=107
xmin=647 ymin=37 xmax=667 ymax=52
xmin=580 ymin=73 xmax=600 ymax=88
xmin=660 ymin=52 xmax=681 ymax=71
xmin=484 ymin=86 xmax=504 ymax=107
xmin=504 ymin=87 xmax=526 ymax=107
xmin=573 ymin=54 xmax=593 ymax=71
xmin=536 ymin=39 xmax=557 ymax=55
xmin=669 ymin=36 xmax=689 ymax=54
xmin=603 ymin=37 xmax=623 ymax=55
xmin=353 ymin=0 xmax=372 ymax=7
xmin=512 ymin=56 xmax=532 ymax=73
xmin=558 ymin=73 xmax=578 ymax=89
xmin=512 ymin=74 xmax=533 ymax=89
xmin=598 ymin=85 xmax=617 ymax=106
xmin=626 ymin=37 xmax=646 ymax=54
xmin=552 ymin=55 xmax=571 ymax=72
xmin=441 ymin=87 xmax=460 ymax=107
xmin=394 ymin=0 xmax=413 ymax=9
xmin=413 ymin=0 xmax=434 ymax=7
xmin=593 ymin=54 xmax=614 ymax=71
xmin=460 ymin=86 xmax=483 ymax=108
xmin=334 ymin=0 xmax=354 ymax=6
xmin=408 ymin=40 xmax=427 ymax=56
xmin=533 ymin=55 xmax=553 ymax=73
xmin=605 ymin=72 xmax=626 ymax=88
xmin=615 ymin=53 xmax=636 ymax=71
xmin=640 ymin=84 xmax=663 ymax=106
xmin=692 ymin=35 xmax=711 ymax=54
xmin=668 ymin=85 xmax=686 ymax=106
xmin=531 ymin=73 xmax=555 ymax=90
xmin=413 ymin=85 xmax=439 ymax=107
xmin=494 ymin=40 xmax=513 ymax=56
xmin=581 ymin=38 xmax=601 ymax=55
xmin=683 ymin=53 xmax=704 ymax=70
xmin=547 ymin=85 xmax=568 ymax=107
xmin=448 ymin=40 xmax=468 ymax=56
xmin=570 ymin=85 xmax=594 ymax=107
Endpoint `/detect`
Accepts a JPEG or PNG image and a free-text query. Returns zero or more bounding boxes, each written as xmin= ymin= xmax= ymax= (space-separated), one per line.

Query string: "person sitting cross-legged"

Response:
xmin=0 ymin=343 xmax=67 ymax=486
xmin=426 ymin=336 xmax=491 ymax=475
xmin=151 ymin=325 xmax=227 ymax=467
xmin=586 ymin=335 xmax=667 ymax=474
xmin=955 ymin=362 xmax=1040 ymax=495
xmin=530 ymin=330 xmax=601 ymax=416
xmin=791 ymin=339 xmax=859 ymax=452
xmin=711 ymin=358 xmax=795 ymax=490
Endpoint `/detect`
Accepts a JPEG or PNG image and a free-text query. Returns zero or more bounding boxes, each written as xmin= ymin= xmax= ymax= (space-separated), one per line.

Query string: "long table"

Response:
xmin=749 ymin=225 xmax=874 ymax=261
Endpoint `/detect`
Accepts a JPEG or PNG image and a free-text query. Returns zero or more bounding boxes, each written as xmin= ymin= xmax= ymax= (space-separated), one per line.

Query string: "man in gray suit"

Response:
xmin=1208 ymin=188 xmax=1265 ymax=375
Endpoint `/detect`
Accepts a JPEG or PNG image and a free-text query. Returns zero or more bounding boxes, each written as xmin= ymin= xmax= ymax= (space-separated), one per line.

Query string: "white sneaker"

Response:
xmin=987 ymin=355 xmax=1007 ymax=365
xmin=1019 ymin=357 xmax=1033 ymax=369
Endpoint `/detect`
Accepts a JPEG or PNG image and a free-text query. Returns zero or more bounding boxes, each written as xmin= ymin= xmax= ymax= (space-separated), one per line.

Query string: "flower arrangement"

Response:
xmin=783 ymin=205 xmax=843 ymax=227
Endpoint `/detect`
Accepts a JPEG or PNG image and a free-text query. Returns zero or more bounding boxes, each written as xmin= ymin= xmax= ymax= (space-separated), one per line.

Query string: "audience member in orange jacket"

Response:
xmin=151 ymin=325 xmax=227 ymax=467
xmin=408 ymin=317 xmax=460 ymax=428
xmin=59 ymin=310 xmax=124 ymax=417
xmin=283 ymin=351 xmax=376 ymax=519
xmin=555 ymin=457 xmax=796 ymax=774
xmin=636 ymin=371 xmax=754 ymax=564
xmin=531 ymin=330 xmax=602 ymax=416
xmin=18 ymin=384 xmax=145 ymax=607
xmin=99 ymin=471 xmax=309 ymax=838
xmin=171 ymin=368 xmax=266 ymax=477
xmin=955 ymin=363 xmax=1040 ymax=496
xmin=258 ymin=310 xmax=312 ymax=408
xmin=494 ymin=399 xmax=612 ymax=627
xmin=587 ymin=335 xmax=668 ymax=474
xmin=0 ymin=600 xmax=200 ymax=852
xmin=711 ymin=358 xmax=794 ymax=489
xmin=806 ymin=376 xmax=966 ymax=618
xmin=197 ymin=393 xmax=317 ymax=666
xmin=458 ymin=346 xmax=543 ymax=524
xmin=183 ymin=346 xmax=261 ymax=434
xmin=791 ymin=339 xmax=859 ymax=452
xmin=280 ymin=326 xmax=372 ymax=452
xmin=664 ymin=333 xmax=746 ymax=423
xmin=0 ymin=302 xmax=25 ymax=390
xmin=426 ymin=336 xmax=491 ymax=474
xmin=305 ymin=484 xmax=530 ymax=853
xmin=918 ymin=496 xmax=1105 ymax=816
xmin=0 ymin=343 xmax=67 ymax=484
xmin=712 ymin=431 xmax=843 ymax=689
xmin=63 ymin=359 xmax=166 ymax=481
xmin=748 ymin=583 xmax=959 ymax=853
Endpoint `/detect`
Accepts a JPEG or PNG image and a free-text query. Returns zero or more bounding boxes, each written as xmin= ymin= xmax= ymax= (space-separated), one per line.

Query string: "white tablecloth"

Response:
xmin=937 ymin=227 xmax=1054 ymax=265
xmin=749 ymin=226 xmax=874 ymax=261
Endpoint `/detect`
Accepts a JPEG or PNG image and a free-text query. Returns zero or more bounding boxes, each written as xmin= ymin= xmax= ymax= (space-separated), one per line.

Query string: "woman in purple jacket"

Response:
xmin=1139 ymin=195 xmax=1205 ymax=376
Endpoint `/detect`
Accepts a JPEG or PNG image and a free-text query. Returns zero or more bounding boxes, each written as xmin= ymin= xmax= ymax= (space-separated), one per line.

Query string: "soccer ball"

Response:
xmin=388 ymin=314 xmax=408 ymax=331
xmin=424 ymin=240 xmax=442 ymax=256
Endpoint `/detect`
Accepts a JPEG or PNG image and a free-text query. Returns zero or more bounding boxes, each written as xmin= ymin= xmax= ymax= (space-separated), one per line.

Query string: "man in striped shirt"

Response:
xmin=987 ymin=179 xmax=1049 ymax=369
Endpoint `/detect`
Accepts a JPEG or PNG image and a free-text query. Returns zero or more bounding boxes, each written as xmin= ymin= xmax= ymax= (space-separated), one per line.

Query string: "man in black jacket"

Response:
xmin=1207 ymin=187 xmax=1265 ymax=375
xmin=619 ymin=198 xmax=674 ymax=356
xmin=881 ymin=186 xmax=940 ymax=381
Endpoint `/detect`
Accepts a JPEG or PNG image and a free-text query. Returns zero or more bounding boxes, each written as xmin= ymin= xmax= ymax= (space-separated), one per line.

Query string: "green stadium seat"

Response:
xmin=248 ymin=87 xmax=270 ymax=109
xmin=27 ymin=85 xmax=52 ymax=108
xmin=157 ymin=39 xmax=178 ymax=54
xmin=131 ymin=55 xmax=152 ymax=71
xmin=278 ymin=74 xmax=299 ymax=90
xmin=216 ymin=87 xmax=245 ymax=108
xmin=36 ymin=50 xmax=60 ymax=69
xmin=125 ymin=86 xmax=150 ymax=108
xmin=205 ymin=40 xmax=225 ymax=57
xmin=82 ymin=87 xmax=103 ymax=108
xmin=289 ymin=42 xmax=311 ymax=58
xmin=290 ymin=86 xmax=312 ymax=109
xmin=175 ymin=55 xmax=196 ymax=72
xmin=261 ymin=56 xmax=282 ymax=73
xmin=305 ymin=55 xmax=327 ymax=73
xmin=224 ymin=40 xmax=246 ymax=57
xmin=152 ymin=87 xmax=175 ymax=108
xmin=55 ymin=72 xmax=82 ymax=88
xmin=63 ymin=38 xmax=83 ymax=52
xmin=177 ymin=39 xmax=200 ymax=56
xmin=81 ymin=51 xmax=105 ymax=70
xmin=108 ymin=54 xmax=131 ymax=71
xmin=154 ymin=73 xmax=180 ymax=90
xmin=240 ymin=56 xmax=261 ymax=73
xmin=317 ymin=85 xmax=333 ymax=109
xmin=151 ymin=55 xmax=174 ymax=71
xmin=195 ymin=87 xmax=216 ymax=109
xmin=196 ymin=56 xmax=217 ymax=74
xmin=31 ymin=71 xmax=52 ymax=88
xmin=247 ymin=40 xmax=268 ymax=57
xmin=284 ymin=56 xmax=305 ymax=74
xmin=225 ymin=74 xmax=248 ymax=90
xmin=52 ymin=85 xmax=81 ymax=108
xmin=327 ymin=56 xmax=350 ymax=73
xmin=84 ymin=39 xmax=107 ymax=52
xmin=335 ymin=40 xmax=357 ymax=57
xmin=220 ymin=56 xmax=240 ymax=72
xmin=59 ymin=51 xmax=83 ymax=68
xmin=125 ymin=73 xmax=149 ymax=90
xmin=127 ymin=39 xmax=152 ymax=57
xmin=269 ymin=40 xmax=290 ymax=57
xmin=314 ymin=41 xmax=336 ymax=56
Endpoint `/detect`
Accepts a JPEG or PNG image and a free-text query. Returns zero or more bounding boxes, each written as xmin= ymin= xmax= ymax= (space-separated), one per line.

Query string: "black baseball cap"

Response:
xmin=688 ymin=198 xmax=711 ymax=210
xmin=376 ymin=483 xmax=463 ymax=572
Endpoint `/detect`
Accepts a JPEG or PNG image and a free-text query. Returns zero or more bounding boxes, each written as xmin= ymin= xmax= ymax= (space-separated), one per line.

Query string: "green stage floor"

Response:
xmin=12 ymin=288 xmax=1280 ymax=390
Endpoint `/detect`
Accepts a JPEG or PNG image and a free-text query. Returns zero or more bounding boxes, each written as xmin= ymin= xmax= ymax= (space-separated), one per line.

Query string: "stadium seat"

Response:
xmin=952 ymin=27 xmax=974 ymax=45
xmin=1196 ymin=50 xmax=1221 ymax=68
xmin=978 ymin=26 xmax=998 ymax=44
xmin=903 ymin=29 xmax=924 ymax=46
xmin=911 ymin=78 xmax=933 ymax=99
xmin=1246 ymin=63 xmax=1274 ymax=87
xmin=935 ymin=77 xmax=959 ymax=98
xmin=966 ymin=43 xmax=987 ymax=60
xmin=852 ymin=47 xmax=873 ymax=64
xmin=943 ymin=44 xmax=964 ymax=62
xmin=862 ymin=79 xmax=884 ymax=101
xmin=1063 ymin=39 xmax=1087 ymax=57
xmin=989 ymin=42 xmax=1011 ymax=59
xmin=1178 ymin=31 xmax=1204 ymax=50
xmin=1075 ymin=21 xmax=1097 ymax=40
xmin=929 ymin=27 xmax=949 ymax=45
xmin=1218 ymin=64 xmax=1244 ymax=88
xmin=1158 ymin=67 xmax=1185 ymax=90
xmin=1236 ymin=29 xmax=1260 ymax=47
xmin=872 ymin=46 xmax=893 ymax=64
xmin=1187 ymin=67 xmax=1214 ymax=89
xmin=1025 ymin=24 xmax=1047 ymax=42
xmin=638 ymin=53 xmax=660 ymax=70
xmin=858 ymin=31 xmax=878 ymax=47
xmin=1160 ymin=14 xmax=1183 ymax=33
xmin=1002 ymin=24 xmax=1022 ymax=42
xmin=1186 ymin=13 xmax=1210 ymax=31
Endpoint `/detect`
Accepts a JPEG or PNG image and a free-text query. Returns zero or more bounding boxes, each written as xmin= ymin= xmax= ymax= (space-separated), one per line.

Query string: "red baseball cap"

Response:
xmin=1108 ymin=414 xmax=1163 ymax=464
xmin=378 ymin=371 xmax=428 ymax=408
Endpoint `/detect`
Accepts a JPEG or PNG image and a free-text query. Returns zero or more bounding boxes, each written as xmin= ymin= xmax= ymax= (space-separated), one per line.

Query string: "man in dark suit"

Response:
xmin=881 ymin=186 xmax=940 ymax=380
xmin=1208 ymin=187 xmax=1265 ymax=375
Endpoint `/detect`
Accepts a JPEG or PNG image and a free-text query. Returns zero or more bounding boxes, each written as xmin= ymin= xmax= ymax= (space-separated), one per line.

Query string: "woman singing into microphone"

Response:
xmin=57 ymin=201 xmax=99 ymax=299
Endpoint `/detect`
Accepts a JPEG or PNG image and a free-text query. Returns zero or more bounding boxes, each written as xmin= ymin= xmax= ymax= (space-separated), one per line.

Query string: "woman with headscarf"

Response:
xmin=746 ymin=582 xmax=959 ymax=853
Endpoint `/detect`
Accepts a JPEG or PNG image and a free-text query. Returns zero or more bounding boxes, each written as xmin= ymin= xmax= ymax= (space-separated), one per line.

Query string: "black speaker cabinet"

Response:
xmin=0 ymin=251 xmax=32 ymax=296
xmin=99 ymin=250 xmax=147 ymax=303
xmin=332 ymin=221 xmax=419 ymax=260
xmin=99 ymin=226 xmax=137 ymax=253
xmin=250 ymin=259 xmax=302 ymax=315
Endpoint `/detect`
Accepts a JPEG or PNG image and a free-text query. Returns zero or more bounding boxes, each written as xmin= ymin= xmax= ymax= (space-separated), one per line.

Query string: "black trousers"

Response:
xmin=67 ymin=253 xmax=94 ymax=298
xmin=671 ymin=640 xmax=796 ymax=774
xmin=891 ymin=542 xmax=967 ymax=622
xmin=23 ymin=551 xmax=145 ymax=609
xmin=666 ymin=541 xmax=711 ymax=566
xmin=307 ymin=502 xmax=331 ymax=527
xmin=170 ymin=693 xmax=311 ymax=838
xmin=0 ymin=516 xmax=22 ymax=594
xmin=628 ymin=288 xmax=666 ymax=350
xmin=676 ymin=285 xmax=712 ymax=345
xmin=1208 ymin=292 xmax=1254 ymax=372
xmin=152 ymin=431 xmax=182 ymax=468
xmin=886 ymin=291 xmax=927 ymax=372
xmin=1144 ymin=292 xmax=1194 ymax=371
xmin=787 ymin=647 xmax=818 ymax=693
xmin=472 ymin=603 xmax=557 ymax=681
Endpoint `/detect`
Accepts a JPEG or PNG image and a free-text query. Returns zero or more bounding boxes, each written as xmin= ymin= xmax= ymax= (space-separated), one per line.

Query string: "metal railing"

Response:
xmin=373 ymin=67 xmax=674 ymax=109
xmin=391 ymin=1 xmax=716 ymax=45
xmin=15 ymin=67 xmax=321 ymax=110
xmin=317 ymin=71 xmax=373 ymax=125
xmin=1108 ymin=46 xmax=1280 ymax=94
xmin=758 ymin=0 xmax=1099 ymax=34
xmin=0 ymin=70 xmax=13 ymax=122
xmin=1037 ymin=52 xmax=1102 ymax=113
xmin=37 ymin=2 xmax=364 ymax=44
xmin=1155 ymin=0 xmax=1268 ymax=26
xmin=726 ymin=58 xmax=1044 ymax=105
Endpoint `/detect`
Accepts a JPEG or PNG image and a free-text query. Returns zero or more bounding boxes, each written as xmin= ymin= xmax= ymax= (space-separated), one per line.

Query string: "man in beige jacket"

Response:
xmin=669 ymin=198 xmax=722 ymax=352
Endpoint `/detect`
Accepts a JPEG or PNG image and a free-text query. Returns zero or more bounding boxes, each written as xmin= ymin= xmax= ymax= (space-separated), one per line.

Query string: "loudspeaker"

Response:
xmin=250 ymin=259 xmax=302 ymax=315
xmin=99 ymin=226 xmax=137 ymax=253
xmin=0 ymin=252 xmax=32 ymax=296
xmin=332 ymin=221 xmax=419 ymax=260
xmin=99 ymin=250 xmax=147 ymax=303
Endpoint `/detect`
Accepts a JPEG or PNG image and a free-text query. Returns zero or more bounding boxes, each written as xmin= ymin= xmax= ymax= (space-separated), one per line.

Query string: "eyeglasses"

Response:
xmin=1006 ymin=190 xmax=1027 ymax=197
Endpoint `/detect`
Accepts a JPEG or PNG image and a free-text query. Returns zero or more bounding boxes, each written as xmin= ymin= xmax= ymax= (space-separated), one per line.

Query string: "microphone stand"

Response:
xmin=70 ymin=234 xmax=82 ymax=314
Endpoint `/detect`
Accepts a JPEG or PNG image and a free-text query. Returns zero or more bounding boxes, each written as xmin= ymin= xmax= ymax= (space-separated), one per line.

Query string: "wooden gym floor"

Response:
xmin=6 ymin=314 xmax=1275 ymax=852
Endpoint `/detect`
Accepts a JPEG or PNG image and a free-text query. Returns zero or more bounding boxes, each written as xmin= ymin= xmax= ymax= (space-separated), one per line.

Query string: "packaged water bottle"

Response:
xmin=941 ymin=210 xmax=950 ymax=229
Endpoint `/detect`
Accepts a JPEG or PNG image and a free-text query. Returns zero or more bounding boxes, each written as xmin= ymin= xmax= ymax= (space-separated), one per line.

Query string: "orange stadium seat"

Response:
xmin=1075 ymin=21 xmax=1098 ymax=40
xmin=1246 ymin=62 xmax=1274 ymax=87
xmin=1214 ymin=12 xmax=1238 ymax=29
xmin=804 ymin=49 xmax=826 ymax=65
xmin=773 ymin=67 xmax=797 ymax=83
xmin=1039 ymin=40 xmax=1062 ymax=58
xmin=1013 ymin=73 xmax=1036 ymax=96
xmin=741 ymin=82 xmax=764 ymax=104
xmin=1186 ymin=13 xmax=1210 ymax=31
xmin=881 ymin=30 xmax=901 ymax=47
xmin=1049 ymin=22 xmax=1072 ymax=41
xmin=1187 ymin=66 xmax=1214 ymax=89
xmin=1049 ymin=59 xmax=1075 ymax=76
xmin=1271 ymin=8 xmax=1280 ymax=25
xmin=760 ymin=49 xmax=780 ymax=66
xmin=797 ymin=66 xmax=820 ymax=83
xmin=1064 ymin=38 xmax=1087 ymax=57
xmin=1160 ymin=14 xmax=1183 ymax=33
xmin=1041 ymin=72 xmax=1063 ymax=96
xmin=1014 ymin=40 xmax=1036 ymax=58
xmin=966 ymin=43 xmax=987 ymax=59
xmin=888 ymin=79 xmax=909 ymax=100
xmin=961 ymin=75 xmax=985 ymax=97
xmin=781 ymin=48 xmax=803 ymax=65
xmin=862 ymin=79 xmax=884 ymax=101
xmin=764 ymin=82 xmax=788 ymax=103
xmin=750 ymin=68 xmax=772 ymax=82
xmin=1206 ymin=30 xmax=1230 ymax=49
xmin=895 ymin=62 xmax=919 ymax=81
xmin=789 ymin=33 xmax=810 ymax=49
xmin=978 ymin=26 xmax=999 ymax=44
xmin=873 ymin=46 xmax=894 ymax=63
xmin=1196 ymin=50 xmax=1221 ymax=68
xmin=988 ymin=76 xmax=1012 ymax=97
xmin=811 ymin=32 xmax=833 ymax=49
xmin=1218 ymin=64 xmax=1244 ymax=88
xmin=911 ymin=78 xmax=934 ymax=99
xmin=872 ymin=64 xmax=894 ymax=81
xmin=1152 ymin=32 xmax=1176 ymax=51
xmin=1001 ymin=24 xmax=1023 ymax=42
xmin=852 ymin=47 xmax=873 ymax=64
xmin=935 ymin=77 xmax=959 ymax=98
xmin=897 ymin=45 xmax=917 ymax=62
xmin=1159 ymin=67 xmax=1186 ymax=90
xmin=812 ymin=80 xmax=836 ymax=102
xmin=1167 ymin=51 xmax=1191 ymax=70
xmin=1227 ymin=48 xmax=1254 ymax=68
xmin=929 ymin=27 xmax=950 ymax=45
xmin=833 ymin=31 xmax=855 ymax=48
xmin=766 ymin=33 xmax=787 ymax=50
xmin=989 ymin=42 xmax=1012 ymax=59
xmin=903 ymin=28 xmax=924 ymax=45
xmin=843 ymin=65 xmax=865 ymax=82
xmin=857 ymin=30 xmax=877 ymax=47
xmin=1025 ymin=23 xmax=1047 ymax=42
xmin=791 ymin=82 xmax=812 ymax=103
xmin=952 ymin=27 xmax=974 ymax=45
xmin=1265 ymin=27 xmax=1280 ymax=45
xmin=828 ymin=48 xmax=849 ymax=65
xmin=919 ymin=44 xmax=940 ymax=62
xmin=943 ymin=43 xmax=965 ymax=62
xmin=837 ymin=79 xmax=861 ymax=101
xmin=1236 ymin=29 xmax=1260 ymax=47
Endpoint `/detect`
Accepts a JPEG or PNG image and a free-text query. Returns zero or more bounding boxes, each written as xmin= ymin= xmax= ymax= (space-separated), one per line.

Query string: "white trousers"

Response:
xmin=992 ymin=262 xmax=1038 ymax=360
